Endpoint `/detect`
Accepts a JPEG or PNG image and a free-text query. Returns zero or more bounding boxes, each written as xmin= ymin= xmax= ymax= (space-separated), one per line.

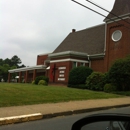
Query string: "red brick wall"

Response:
xmin=37 ymin=54 xmax=48 ymax=65
xmin=91 ymin=59 xmax=105 ymax=73
xmin=104 ymin=19 xmax=130 ymax=72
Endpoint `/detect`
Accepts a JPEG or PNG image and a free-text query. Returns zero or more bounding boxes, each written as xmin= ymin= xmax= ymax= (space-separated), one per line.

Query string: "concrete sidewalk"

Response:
xmin=0 ymin=97 xmax=130 ymax=125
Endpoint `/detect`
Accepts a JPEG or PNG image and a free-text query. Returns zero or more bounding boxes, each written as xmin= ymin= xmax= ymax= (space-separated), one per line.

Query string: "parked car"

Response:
xmin=71 ymin=114 xmax=130 ymax=130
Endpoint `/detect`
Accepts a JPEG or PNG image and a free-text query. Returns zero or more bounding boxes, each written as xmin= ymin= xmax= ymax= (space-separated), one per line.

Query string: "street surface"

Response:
xmin=0 ymin=106 xmax=130 ymax=130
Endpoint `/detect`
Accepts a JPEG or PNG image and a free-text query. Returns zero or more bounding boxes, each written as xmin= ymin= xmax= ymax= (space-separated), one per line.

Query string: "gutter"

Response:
xmin=88 ymin=53 xmax=105 ymax=59
xmin=8 ymin=65 xmax=47 ymax=73
xmin=48 ymin=51 xmax=88 ymax=58
xmin=87 ymin=53 xmax=105 ymax=68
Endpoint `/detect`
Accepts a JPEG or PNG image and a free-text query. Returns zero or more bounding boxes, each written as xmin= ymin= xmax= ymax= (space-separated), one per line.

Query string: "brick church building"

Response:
xmin=8 ymin=0 xmax=130 ymax=85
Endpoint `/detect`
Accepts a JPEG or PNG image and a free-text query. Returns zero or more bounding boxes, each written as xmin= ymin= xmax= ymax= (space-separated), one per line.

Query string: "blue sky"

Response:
xmin=0 ymin=0 xmax=115 ymax=66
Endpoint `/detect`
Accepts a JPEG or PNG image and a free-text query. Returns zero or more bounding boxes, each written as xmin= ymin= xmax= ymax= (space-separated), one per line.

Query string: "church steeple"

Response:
xmin=104 ymin=0 xmax=130 ymax=22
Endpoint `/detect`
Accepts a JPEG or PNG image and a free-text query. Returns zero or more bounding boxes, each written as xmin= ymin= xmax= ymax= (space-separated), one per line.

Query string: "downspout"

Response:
xmin=104 ymin=22 xmax=108 ymax=72
xmin=104 ymin=23 xmax=107 ymax=53
xmin=87 ymin=55 xmax=91 ymax=68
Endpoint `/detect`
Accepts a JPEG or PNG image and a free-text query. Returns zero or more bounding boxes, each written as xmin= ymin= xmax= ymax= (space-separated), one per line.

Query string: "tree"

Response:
xmin=4 ymin=58 xmax=11 ymax=66
xmin=10 ymin=55 xmax=22 ymax=67
xmin=19 ymin=64 xmax=26 ymax=68
xmin=0 ymin=64 xmax=11 ymax=82
xmin=0 ymin=59 xmax=4 ymax=65
xmin=0 ymin=55 xmax=25 ymax=81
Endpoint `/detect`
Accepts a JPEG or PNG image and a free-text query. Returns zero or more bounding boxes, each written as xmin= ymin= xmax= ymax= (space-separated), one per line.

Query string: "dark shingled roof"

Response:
xmin=104 ymin=0 xmax=130 ymax=21
xmin=53 ymin=24 xmax=105 ymax=55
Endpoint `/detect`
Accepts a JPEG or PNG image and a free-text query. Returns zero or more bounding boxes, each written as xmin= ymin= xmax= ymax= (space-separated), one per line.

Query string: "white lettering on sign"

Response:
xmin=58 ymin=78 xmax=65 ymax=81
xmin=59 ymin=74 xmax=64 ymax=77
xmin=58 ymin=67 xmax=66 ymax=70
xmin=59 ymin=71 xmax=65 ymax=73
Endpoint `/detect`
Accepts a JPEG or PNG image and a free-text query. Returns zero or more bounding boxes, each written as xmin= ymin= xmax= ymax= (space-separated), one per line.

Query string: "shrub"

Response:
xmin=108 ymin=56 xmax=130 ymax=91
xmin=104 ymin=83 xmax=117 ymax=93
xmin=86 ymin=72 xmax=105 ymax=91
xmin=38 ymin=80 xmax=47 ymax=86
xmin=32 ymin=80 xmax=35 ymax=84
xmin=35 ymin=76 xmax=49 ymax=85
xmin=103 ymin=72 xmax=110 ymax=84
xmin=68 ymin=66 xmax=93 ymax=88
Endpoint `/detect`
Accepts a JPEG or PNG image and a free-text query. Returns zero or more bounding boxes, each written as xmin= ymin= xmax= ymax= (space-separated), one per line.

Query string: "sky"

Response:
xmin=0 ymin=0 xmax=115 ymax=66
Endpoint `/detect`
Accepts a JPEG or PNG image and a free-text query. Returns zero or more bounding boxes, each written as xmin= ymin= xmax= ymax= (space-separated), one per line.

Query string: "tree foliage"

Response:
xmin=0 ymin=55 xmax=25 ymax=81
xmin=10 ymin=55 xmax=22 ymax=67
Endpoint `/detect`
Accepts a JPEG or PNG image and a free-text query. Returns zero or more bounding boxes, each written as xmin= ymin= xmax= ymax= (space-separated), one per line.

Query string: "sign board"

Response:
xmin=59 ymin=74 xmax=64 ymax=77
xmin=58 ymin=67 xmax=66 ymax=70
xmin=59 ymin=71 xmax=65 ymax=73
xmin=58 ymin=78 xmax=65 ymax=81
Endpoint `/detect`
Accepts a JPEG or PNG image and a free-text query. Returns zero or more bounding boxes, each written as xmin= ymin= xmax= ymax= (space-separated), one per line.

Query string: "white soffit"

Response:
xmin=50 ymin=58 xmax=88 ymax=63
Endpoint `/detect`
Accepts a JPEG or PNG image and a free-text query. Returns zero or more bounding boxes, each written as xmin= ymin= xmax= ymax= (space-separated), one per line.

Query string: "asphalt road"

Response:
xmin=0 ymin=106 xmax=130 ymax=130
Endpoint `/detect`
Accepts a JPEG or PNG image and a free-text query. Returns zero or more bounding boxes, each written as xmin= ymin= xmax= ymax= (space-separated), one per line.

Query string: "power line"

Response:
xmin=72 ymin=0 xmax=106 ymax=18
xmin=86 ymin=0 xmax=130 ymax=25
xmin=71 ymin=0 xmax=130 ymax=30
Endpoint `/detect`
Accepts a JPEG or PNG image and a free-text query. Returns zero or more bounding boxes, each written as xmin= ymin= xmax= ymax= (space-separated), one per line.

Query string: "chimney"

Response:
xmin=72 ymin=29 xmax=76 ymax=33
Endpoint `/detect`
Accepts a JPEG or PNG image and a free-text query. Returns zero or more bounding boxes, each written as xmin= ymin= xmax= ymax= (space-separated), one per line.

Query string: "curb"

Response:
xmin=0 ymin=104 xmax=130 ymax=126
xmin=0 ymin=113 xmax=43 ymax=126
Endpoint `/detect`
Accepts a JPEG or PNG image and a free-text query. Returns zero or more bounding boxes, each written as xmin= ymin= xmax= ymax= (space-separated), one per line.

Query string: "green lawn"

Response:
xmin=0 ymin=83 xmax=124 ymax=107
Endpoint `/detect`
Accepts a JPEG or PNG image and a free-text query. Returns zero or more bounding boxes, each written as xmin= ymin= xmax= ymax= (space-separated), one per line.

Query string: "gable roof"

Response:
xmin=104 ymin=0 xmax=130 ymax=22
xmin=53 ymin=24 xmax=105 ymax=55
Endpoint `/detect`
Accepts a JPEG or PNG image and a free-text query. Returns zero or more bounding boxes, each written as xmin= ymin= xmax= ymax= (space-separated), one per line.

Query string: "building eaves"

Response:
xmin=49 ymin=51 xmax=88 ymax=58
xmin=8 ymin=65 xmax=46 ymax=73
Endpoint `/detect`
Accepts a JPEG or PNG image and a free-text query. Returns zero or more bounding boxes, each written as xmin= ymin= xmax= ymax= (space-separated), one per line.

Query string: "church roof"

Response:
xmin=53 ymin=24 xmax=105 ymax=55
xmin=104 ymin=0 xmax=130 ymax=21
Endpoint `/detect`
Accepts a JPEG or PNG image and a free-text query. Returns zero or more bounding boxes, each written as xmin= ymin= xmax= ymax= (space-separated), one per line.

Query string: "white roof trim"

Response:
xmin=50 ymin=58 xmax=88 ymax=63
xmin=89 ymin=53 xmax=105 ymax=59
xmin=49 ymin=51 xmax=88 ymax=58
xmin=37 ymin=53 xmax=51 ymax=56
xmin=104 ymin=13 xmax=130 ymax=23
xmin=8 ymin=65 xmax=46 ymax=73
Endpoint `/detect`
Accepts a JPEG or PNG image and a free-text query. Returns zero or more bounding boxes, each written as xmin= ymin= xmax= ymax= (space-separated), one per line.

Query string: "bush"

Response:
xmin=35 ymin=76 xmax=49 ymax=85
xmin=68 ymin=66 xmax=93 ymax=88
xmin=108 ymin=56 xmax=130 ymax=91
xmin=86 ymin=72 xmax=105 ymax=91
xmin=104 ymin=83 xmax=117 ymax=93
xmin=32 ymin=80 xmax=35 ymax=84
xmin=103 ymin=72 xmax=110 ymax=84
xmin=38 ymin=80 xmax=47 ymax=86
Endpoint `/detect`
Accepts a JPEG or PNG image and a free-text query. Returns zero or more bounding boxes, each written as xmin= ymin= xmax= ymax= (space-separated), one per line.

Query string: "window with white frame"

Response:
xmin=73 ymin=62 xmax=77 ymax=68
xmin=80 ymin=62 xmax=85 ymax=66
